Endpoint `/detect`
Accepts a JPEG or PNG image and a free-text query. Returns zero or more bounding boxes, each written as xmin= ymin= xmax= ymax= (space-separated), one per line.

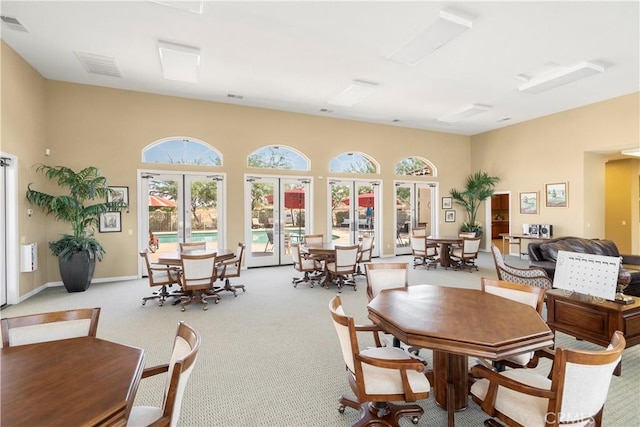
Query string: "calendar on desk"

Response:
xmin=553 ymin=250 xmax=619 ymax=301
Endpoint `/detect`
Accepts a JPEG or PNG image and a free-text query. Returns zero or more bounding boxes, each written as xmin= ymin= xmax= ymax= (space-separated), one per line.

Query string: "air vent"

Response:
xmin=227 ymin=94 xmax=244 ymax=100
xmin=320 ymin=108 xmax=334 ymax=113
xmin=1 ymin=15 xmax=29 ymax=32
xmin=74 ymin=52 xmax=122 ymax=78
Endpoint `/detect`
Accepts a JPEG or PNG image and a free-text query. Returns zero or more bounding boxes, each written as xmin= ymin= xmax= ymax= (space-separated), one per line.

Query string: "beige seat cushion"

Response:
xmin=359 ymin=346 xmax=430 ymax=396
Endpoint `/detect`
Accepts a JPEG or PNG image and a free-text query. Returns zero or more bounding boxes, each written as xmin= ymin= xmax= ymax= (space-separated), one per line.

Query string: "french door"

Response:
xmin=245 ymin=175 xmax=312 ymax=267
xmin=139 ymin=171 xmax=225 ymax=266
xmin=328 ymin=179 xmax=380 ymax=257
xmin=394 ymin=181 xmax=437 ymax=255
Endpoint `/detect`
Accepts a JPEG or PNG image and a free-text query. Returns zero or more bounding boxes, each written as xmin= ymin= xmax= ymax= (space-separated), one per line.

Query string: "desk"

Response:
xmin=158 ymin=248 xmax=234 ymax=265
xmin=368 ymin=285 xmax=553 ymax=427
xmin=499 ymin=233 xmax=552 ymax=258
xmin=1 ymin=336 xmax=145 ymax=426
xmin=427 ymin=235 xmax=462 ymax=268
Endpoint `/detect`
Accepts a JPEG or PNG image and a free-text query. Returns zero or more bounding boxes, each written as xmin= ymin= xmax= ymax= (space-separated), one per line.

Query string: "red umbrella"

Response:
xmin=342 ymin=193 xmax=375 ymax=208
xmin=265 ymin=189 xmax=305 ymax=209
xmin=149 ymin=195 xmax=177 ymax=207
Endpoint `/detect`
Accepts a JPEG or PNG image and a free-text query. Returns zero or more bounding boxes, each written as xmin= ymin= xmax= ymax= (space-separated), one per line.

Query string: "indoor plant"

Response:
xmin=26 ymin=164 xmax=127 ymax=292
xmin=449 ymin=171 xmax=500 ymax=236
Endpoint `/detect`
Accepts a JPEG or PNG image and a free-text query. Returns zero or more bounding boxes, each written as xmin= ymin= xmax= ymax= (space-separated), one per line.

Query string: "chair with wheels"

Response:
xmin=291 ymin=243 xmax=323 ymax=288
xmin=354 ymin=235 xmax=374 ymax=277
xmin=450 ymin=236 xmax=481 ymax=271
xmin=214 ymin=243 xmax=246 ymax=297
xmin=410 ymin=235 xmax=438 ymax=269
xmin=1 ymin=307 xmax=101 ymax=347
xmin=127 ymin=321 xmax=201 ymax=427
xmin=329 ymin=295 xmax=430 ymax=427
xmin=179 ymin=252 xmax=220 ymax=311
xmin=179 ymin=241 xmax=206 ymax=251
xmin=140 ymin=250 xmax=182 ymax=306
xmin=325 ymin=244 xmax=360 ymax=292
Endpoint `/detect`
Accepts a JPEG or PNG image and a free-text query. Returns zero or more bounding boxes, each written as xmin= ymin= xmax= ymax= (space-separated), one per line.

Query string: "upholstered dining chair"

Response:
xmin=354 ymin=235 xmax=374 ymax=277
xmin=303 ymin=233 xmax=323 ymax=245
xmin=1 ymin=307 xmax=101 ymax=347
xmin=491 ymin=244 xmax=553 ymax=289
xmin=179 ymin=252 xmax=220 ymax=311
xmin=329 ymin=295 xmax=430 ymax=426
xmin=470 ymin=330 xmax=625 ymax=427
xmin=480 ymin=277 xmax=547 ymax=370
xmin=127 ymin=321 xmax=201 ymax=427
xmin=179 ymin=241 xmax=206 ymax=251
xmin=411 ymin=227 xmax=427 ymax=237
xmin=214 ymin=242 xmax=246 ymax=297
xmin=450 ymin=236 xmax=481 ymax=271
xmin=291 ymin=243 xmax=323 ymax=288
xmin=139 ymin=250 xmax=182 ymax=306
xmin=325 ymin=244 xmax=360 ymax=292
xmin=410 ymin=235 xmax=438 ymax=269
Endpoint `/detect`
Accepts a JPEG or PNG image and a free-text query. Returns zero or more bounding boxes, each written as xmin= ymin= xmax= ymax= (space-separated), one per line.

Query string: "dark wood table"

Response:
xmin=1 ymin=336 xmax=145 ymax=426
xmin=426 ymin=235 xmax=462 ymax=268
xmin=368 ymin=285 xmax=554 ymax=427
xmin=157 ymin=248 xmax=234 ymax=265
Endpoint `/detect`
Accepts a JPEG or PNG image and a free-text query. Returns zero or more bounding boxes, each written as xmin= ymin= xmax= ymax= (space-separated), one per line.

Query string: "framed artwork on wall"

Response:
xmin=99 ymin=212 xmax=122 ymax=233
xmin=519 ymin=191 xmax=538 ymax=214
xmin=442 ymin=197 xmax=452 ymax=209
xmin=545 ymin=182 xmax=568 ymax=207
xmin=445 ymin=210 xmax=456 ymax=222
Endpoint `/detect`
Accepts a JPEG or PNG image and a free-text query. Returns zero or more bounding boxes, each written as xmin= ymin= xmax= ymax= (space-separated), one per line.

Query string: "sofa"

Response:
xmin=528 ymin=236 xmax=640 ymax=297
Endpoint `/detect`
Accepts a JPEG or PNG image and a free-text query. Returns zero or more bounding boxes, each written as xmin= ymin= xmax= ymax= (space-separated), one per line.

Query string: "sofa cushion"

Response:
xmin=539 ymin=238 xmax=620 ymax=262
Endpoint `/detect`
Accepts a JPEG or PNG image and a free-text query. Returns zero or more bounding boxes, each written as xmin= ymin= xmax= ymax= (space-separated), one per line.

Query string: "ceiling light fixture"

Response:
xmin=621 ymin=148 xmax=640 ymax=157
xmin=158 ymin=41 xmax=200 ymax=83
xmin=437 ymin=104 xmax=492 ymax=123
xmin=329 ymin=80 xmax=379 ymax=107
xmin=518 ymin=61 xmax=605 ymax=94
xmin=388 ymin=8 xmax=473 ymax=66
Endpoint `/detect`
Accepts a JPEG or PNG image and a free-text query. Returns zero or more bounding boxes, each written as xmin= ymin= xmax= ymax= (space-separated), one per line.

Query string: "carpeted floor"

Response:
xmin=2 ymin=252 xmax=638 ymax=426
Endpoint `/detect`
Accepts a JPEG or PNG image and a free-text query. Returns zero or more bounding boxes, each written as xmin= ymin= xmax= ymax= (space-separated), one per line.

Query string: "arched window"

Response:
xmin=395 ymin=156 xmax=436 ymax=177
xmin=142 ymin=137 xmax=222 ymax=166
xmin=247 ymin=145 xmax=310 ymax=170
xmin=329 ymin=152 xmax=379 ymax=173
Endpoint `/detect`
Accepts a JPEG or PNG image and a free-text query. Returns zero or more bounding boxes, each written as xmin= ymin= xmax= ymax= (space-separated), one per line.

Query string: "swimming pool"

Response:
xmin=155 ymin=229 xmax=306 ymax=244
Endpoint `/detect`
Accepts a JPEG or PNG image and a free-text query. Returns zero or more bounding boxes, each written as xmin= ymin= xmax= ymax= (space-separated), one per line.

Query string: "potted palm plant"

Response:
xmin=449 ymin=171 xmax=500 ymax=236
xmin=26 ymin=164 xmax=127 ymax=292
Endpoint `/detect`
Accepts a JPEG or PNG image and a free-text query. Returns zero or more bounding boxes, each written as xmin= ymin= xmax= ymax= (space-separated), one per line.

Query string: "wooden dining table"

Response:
xmin=1 ymin=336 xmax=145 ymax=426
xmin=425 ymin=235 xmax=463 ymax=268
xmin=157 ymin=248 xmax=234 ymax=265
xmin=367 ymin=285 xmax=554 ymax=427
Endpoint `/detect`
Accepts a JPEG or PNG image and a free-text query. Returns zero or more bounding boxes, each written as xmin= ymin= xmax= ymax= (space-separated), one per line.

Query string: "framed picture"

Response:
xmin=107 ymin=186 xmax=129 ymax=205
xmin=519 ymin=191 xmax=538 ymax=214
xmin=445 ymin=210 xmax=456 ymax=222
xmin=442 ymin=197 xmax=452 ymax=209
xmin=545 ymin=182 xmax=568 ymax=207
xmin=99 ymin=211 xmax=122 ymax=233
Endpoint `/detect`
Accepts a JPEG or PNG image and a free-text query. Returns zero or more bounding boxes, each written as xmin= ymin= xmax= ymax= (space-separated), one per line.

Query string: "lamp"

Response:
xmin=158 ymin=41 xmax=200 ymax=83
xmin=388 ymin=8 xmax=473 ymax=66
xmin=437 ymin=104 xmax=492 ymax=123
xmin=518 ymin=61 xmax=604 ymax=94
xmin=328 ymin=80 xmax=379 ymax=107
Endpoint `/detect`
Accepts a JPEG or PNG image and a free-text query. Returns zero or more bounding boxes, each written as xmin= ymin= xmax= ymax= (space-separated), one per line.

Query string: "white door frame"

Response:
xmin=1 ymin=153 xmax=19 ymax=305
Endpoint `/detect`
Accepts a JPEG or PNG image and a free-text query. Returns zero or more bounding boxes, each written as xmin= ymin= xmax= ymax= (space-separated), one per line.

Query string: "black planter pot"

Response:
xmin=58 ymin=251 xmax=96 ymax=292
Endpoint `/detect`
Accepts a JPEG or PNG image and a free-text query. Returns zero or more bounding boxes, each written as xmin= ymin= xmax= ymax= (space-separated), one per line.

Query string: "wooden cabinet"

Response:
xmin=491 ymin=194 xmax=509 ymax=210
xmin=491 ymin=221 xmax=509 ymax=239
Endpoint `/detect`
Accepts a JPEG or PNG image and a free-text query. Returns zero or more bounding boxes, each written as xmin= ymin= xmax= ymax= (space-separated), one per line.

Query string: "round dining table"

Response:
xmin=426 ymin=235 xmax=463 ymax=268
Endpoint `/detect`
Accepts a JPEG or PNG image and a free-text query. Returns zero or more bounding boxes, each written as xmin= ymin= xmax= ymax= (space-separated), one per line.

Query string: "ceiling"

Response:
xmin=1 ymin=1 xmax=639 ymax=137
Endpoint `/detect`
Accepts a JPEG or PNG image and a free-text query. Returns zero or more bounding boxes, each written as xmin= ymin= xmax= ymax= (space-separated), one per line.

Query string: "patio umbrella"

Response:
xmin=266 ymin=189 xmax=306 ymax=234
xmin=342 ymin=193 xmax=375 ymax=208
xmin=149 ymin=195 xmax=177 ymax=207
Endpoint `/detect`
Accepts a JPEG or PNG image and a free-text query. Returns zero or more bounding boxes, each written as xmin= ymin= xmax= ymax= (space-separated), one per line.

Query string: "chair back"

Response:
xmin=459 ymin=232 xmax=476 ymax=238
xmin=223 ymin=243 xmax=245 ymax=278
xmin=481 ymin=277 xmax=545 ymax=314
xmin=162 ymin=321 xmax=201 ymax=427
xmin=411 ymin=227 xmax=427 ymax=237
xmin=491 ymin=244 xmax=553 ymax=289
xmin=358 ymin=235 xmax=374 ymax=262
xmin=410 ymin=235 xmax=426 ymax=255
xmin=333 ymin=244 xmax=359 ymax=274
xmin=462 ymin=237 xmax=481 ymax=255
xmin=328 ymin=295 xmax=358 ymax=374
xmin=140 ymin=250 xmax=179 ymax=288
xmin=365 ymin=263 xmax=408 ymax=301
xmin=303 ymin=234 xmax=323 ymax=245
xmin=180 ymin=241 xmax=206 ymax=252
xmin=491 ymin=243 xmax=506 ymax=271
xmin=1 ymin=308 xmax=101 ymax=347
xmin=180 ymin=252 xmax=217 ymax=291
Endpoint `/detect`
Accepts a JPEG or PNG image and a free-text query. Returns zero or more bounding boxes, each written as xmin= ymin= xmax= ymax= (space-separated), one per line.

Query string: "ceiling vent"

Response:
xmin=74 ymin=52 xmax=122 ymax=78
xmin=0 ymin=15 xmax=29 ymax=32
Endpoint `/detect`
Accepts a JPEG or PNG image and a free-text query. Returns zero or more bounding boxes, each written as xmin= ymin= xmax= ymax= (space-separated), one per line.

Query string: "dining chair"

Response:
xmin=127 ymin=321 xmax=201 ymax=427
xmin=353 ymin=235 xmax=374 ymax=277
xmin=179 ymin=241 xmax=206 ymax=251
xmin=411 ymin=227 xmax=427 ymax=237
xmin=1 ymin=307 xmax=101 ymax=347
xmin=480 ymin=277 xmax=547 ymax=370
xmin=491 ymin=244 xmax=553 ymax=289
xmin=291 ymin=243 xmax=323 ymax=288
xmin=410 ymin=235 xmax=438 ymax=269
xmin=325 ymin=244 xmax=360 ymax=292
xmin=264 ymin=229 xmax=274 ymax=252
xmin=470 ymin=330 xmax=625 ymax=427
xmin=450 ymin=237 xmax=481 ymax=271
xmin=303 ymin=233 xmax=323 ymax=245
xmin=328 ymin=295 xmax=430 ymax=426
xmin=139 ymin=250 xmax=182 ymax=306
xmin=179 ymin=252 xmax=220 ymax=311
xmin=214 ymin=242 xmax=246 ymax=297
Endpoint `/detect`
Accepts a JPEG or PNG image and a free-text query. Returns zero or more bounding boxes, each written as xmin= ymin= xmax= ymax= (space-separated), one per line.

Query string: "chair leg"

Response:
xmin=213 ymin=278 xmax=245 ymax=297
xmin=293 ymin=271 xmax=317 ymax=288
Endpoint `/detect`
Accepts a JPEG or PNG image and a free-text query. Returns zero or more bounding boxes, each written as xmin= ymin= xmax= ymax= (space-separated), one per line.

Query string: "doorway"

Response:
xmin=394 ymin=181 xmax=437 ymax=255
xmin=0 ymin=154 xmax=18 ymax=306
xmin=245 ymin=175 xmax=312 ymax=267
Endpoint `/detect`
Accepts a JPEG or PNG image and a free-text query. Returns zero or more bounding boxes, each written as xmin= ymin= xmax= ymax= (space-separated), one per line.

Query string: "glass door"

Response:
xmin=245 ymin=175 xmax=311 ymax=267
xmin=140 ymin=172 xmax=225 ymax=265
xmin=328 ymin=179 xmax=380 ymax=257
xmin=394 ymin=181 xmax=437 ymax=255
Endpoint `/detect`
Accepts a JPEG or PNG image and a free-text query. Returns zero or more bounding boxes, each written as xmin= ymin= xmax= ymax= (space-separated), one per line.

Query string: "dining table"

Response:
xmin=367 ymin=284 xmax=554 ymax=427
xmin=157 ymin=248 xmax=234 ymax=265
xmin=425 ymin=235 xmax=463 ymax=268
xmin=1 ymin=336 xmax=145 ymax=426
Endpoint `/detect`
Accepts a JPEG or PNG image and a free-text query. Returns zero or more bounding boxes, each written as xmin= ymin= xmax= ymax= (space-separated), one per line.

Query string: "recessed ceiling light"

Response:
xmin=518 ymin=61 xmax=605 ymax=94
xmin=437 ymin=104 xmax=492 ymax=123
xmin=158 ymin=41 xmax=200 ymax=83
xmin=329 ymin=80 xmax=379 ymax=107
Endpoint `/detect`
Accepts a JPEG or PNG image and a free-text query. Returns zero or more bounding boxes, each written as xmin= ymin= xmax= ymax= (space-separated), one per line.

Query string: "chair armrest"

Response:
xmin=145 ymin=416 xmax=170 ymax=427
xmin=621 ymin=254 xmax=640 ymax=266
xmin=357 ymin=353 xmax=426 ymax=372
xmin=470 ymin=364 xmax=555 ymax=399
xmin=141 ymin=363 xmax=169 ymax=379
xmin=355 ymin=323 xmax=384 ymax=347
xmin=150 ymin=265 xmax=179 ymax=273
xmin=534 ymin=347 xmax=555 ymax=361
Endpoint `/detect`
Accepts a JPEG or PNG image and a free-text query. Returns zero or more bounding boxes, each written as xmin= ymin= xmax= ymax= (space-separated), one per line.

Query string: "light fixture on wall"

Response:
xmin=387 ymin=8 xmax=473 ymax=66
xmin=621 ymin=148 xmax=640 ymax=157
xmin=437 ymin=104 xmax=492 ymax=123
xmin=518 ymin=61 xmax=604 ymax=94
xmin=158 ymin=41 xmax=200 ymax=83
xmin=329 ymin=80 xmax=379 ymax=107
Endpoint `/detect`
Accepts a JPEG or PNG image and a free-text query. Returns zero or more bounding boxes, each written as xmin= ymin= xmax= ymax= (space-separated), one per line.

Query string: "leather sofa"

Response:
xmin=528 ymin=236 xmax=640 ymax=297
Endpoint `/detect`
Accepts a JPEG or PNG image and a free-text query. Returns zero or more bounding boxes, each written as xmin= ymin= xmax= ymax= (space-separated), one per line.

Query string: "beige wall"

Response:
xmin=3 ymin=41 xmax=639 ymax=299
xmin=606 ymin=159 xmax=640 ymax=254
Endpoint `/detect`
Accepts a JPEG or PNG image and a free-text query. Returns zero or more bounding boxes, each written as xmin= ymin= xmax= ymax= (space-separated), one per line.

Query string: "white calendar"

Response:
xmin=553 ymin=250 xmax=619 ymax=300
